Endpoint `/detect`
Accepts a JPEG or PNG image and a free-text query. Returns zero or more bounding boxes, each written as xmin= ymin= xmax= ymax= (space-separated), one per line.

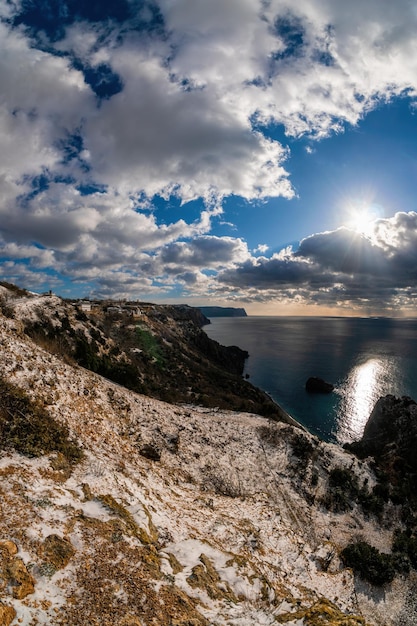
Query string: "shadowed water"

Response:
xmin=204 ymin=316 xmax=417 ymax=443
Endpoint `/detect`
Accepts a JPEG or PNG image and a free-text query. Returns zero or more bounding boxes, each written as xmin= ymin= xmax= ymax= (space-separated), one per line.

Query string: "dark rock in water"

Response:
xmin=305 ymin=377 xmax=334 ymax=394
xmin=347 ymin=395 xmax=417 ymax=472
xmin=139 ymin=443 xmax=161 ymax=461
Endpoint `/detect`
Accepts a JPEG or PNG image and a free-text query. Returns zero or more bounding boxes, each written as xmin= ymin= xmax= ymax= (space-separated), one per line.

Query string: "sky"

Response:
xmin=1 ymin=0 xmax=417 ymax=316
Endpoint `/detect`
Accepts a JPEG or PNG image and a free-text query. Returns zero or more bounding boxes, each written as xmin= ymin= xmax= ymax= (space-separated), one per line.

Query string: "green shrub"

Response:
xmin=0 ymin=377 xmax=82 ymax=463
xmin=135 ymin=325 xmax=165 ymax=366
xmin=75 ymin=336 xmax=141 ymax=392
xmin=392 ymin=531 xmax=417 ymax=569
xmin=341 ymin=541 xmax=396 ymax=586
xmin=75 ymin=336 xmax=101 ymax=371
xmin=358 ymin=490 xmax=385 ymax=518
xmin=291 ymin=433 xmax=315 ymax=460
xmin=322 ymin=467 xmax=360 ymax=513
xmin=329 ymin=467 xmax=357 ymax=490
xmin=323 ymin=467 xmax=385 ymax=518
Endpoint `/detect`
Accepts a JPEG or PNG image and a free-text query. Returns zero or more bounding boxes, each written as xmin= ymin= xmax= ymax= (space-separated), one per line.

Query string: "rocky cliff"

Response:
xmin=346 ymin=394 xmax=417 ymax=511
xmin=0 ymin=285 xmax=282 ymax=420
xmin=0 ymin=284 xmax=416 ymax=625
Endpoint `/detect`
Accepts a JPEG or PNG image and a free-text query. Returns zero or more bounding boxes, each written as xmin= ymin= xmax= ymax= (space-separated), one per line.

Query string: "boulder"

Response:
xmin=139 ymin=443 xmax=161 ymax=461
xmin=7 ymin=558 xmax=35 ymax=599
xmin=305 ymin=377 xmax=334 ymax=394
xmin=0 ymin=541 xmax=18 ymax=557
xmin=41 ymin=534 xmax=75 ymax=569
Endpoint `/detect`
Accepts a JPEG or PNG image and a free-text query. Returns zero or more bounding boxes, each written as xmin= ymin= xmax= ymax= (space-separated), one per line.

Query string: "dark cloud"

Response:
xmin=159 ymin=236 xmax=249 ymax=268
xmin=217 ymin=214 xmax=417 ymax=311
xmin=296 ymin=227 xmax=389 ymax=276
xmin=219 ymin=255 xmax=320 ymax=288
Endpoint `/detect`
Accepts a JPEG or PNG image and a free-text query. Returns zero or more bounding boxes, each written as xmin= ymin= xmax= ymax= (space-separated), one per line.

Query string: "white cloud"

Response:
xmin=2 ymin=2 xmax=417 ymax=302
xmin=82 ymin=44 xmax=292 ymax=202
xmin=158 ymin=236 xmax=250 ymax=270
xmin=254 ymin=244 xmax=269 ymax=254
xmin=160 ymin=0 xmax=417 ymax=138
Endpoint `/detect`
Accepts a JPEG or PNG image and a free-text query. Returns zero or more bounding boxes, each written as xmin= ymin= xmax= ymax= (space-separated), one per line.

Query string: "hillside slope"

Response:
xmin=0 ymin=287 xmax=416 ymax=625
xmin=0 ymin=284 xmax=284 ymax=420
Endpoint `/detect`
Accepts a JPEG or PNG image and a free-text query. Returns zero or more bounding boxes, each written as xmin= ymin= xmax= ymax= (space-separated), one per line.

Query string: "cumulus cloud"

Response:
xmin=1 ymin=1 xmax=417 ymax=304
xmin=161 ymin=0 xmax=417 ymax=137
xmin=158 ymin=236 xmax=250 ymax=269
xmin=217 ymin=213 xmax=417 ymax=312
xmin=295 ymin=228 xmax=389 ymax=276
xmin=254 ymin=244 xmax=269 ymax=254
xmin=82 ymin=47 xmax=292 ymax=201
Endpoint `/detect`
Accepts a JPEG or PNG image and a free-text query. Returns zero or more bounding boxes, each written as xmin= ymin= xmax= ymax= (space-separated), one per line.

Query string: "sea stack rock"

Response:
xmin=347 ymin=395 xmax=417 ymax=472
xmin=305 ymin=377 xmax=334 ymax=394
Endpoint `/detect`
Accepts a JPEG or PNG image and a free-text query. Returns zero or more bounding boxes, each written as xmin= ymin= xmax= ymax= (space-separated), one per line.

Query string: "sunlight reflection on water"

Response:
xmin=205 ymin=317 xmax=417 ymax=443
xmin=335 ymin=356 xmax=401 ymax=443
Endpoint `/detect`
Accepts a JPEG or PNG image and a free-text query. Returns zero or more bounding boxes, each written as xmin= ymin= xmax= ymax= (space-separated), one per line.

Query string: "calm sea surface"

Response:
xmin=204 ymin=316 xmax=417 ymax=444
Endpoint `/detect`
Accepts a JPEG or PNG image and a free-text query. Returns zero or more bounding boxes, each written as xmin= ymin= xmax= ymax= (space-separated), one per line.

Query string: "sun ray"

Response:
xmin=344 ymin=202 xmax=383 ymax=237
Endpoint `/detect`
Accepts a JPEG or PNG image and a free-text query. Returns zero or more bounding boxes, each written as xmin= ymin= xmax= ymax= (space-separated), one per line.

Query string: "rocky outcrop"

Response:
xmin=0 ymin=541 xmax=34 ymax=602
xmin=306 ymin=376 xmax=334 ymax=394
xmin=41 ymin=534 xmax=75 ymax=570
xmin=346 ymin=395 xmax=417 ymax=513
xmin=139 ymin=443 xmax=161 ymax=461
xmin=347 ymin=395 xmax=417 ymax=470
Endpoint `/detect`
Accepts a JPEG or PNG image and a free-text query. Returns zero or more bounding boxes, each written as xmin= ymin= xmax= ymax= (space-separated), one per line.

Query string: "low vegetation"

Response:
xmin=135 ymin=324 xmax=165 ymax=366
xmin=341 ymin=541 xmax=396 ymax=586
xmin=323 ymin=466 xmax=385 ymax=518
xmin=0 ymin=377 xmax=82 ymax=463
xmin=74 ymin=336 xmax=140 ymax=391
xmin=341 ymin=523 xmax=417 ymax=586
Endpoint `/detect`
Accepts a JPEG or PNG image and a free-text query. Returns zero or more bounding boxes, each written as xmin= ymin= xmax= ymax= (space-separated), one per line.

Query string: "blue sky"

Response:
xmin=1 ymin=0 xmax=417 ymax=315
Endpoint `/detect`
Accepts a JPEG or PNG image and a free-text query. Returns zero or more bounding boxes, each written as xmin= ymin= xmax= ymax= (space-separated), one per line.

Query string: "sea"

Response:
xmin=204 ymin=316 xmax=417 ymax=444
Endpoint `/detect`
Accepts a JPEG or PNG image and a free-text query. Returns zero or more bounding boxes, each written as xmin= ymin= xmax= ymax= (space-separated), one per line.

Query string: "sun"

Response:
xmin=347 ymin=208 xmax=374 ymax=234
xmin=345 ymin=203 xmax=382 ymax=237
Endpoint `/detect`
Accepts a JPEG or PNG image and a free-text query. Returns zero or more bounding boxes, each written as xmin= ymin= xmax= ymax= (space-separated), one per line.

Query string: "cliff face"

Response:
xmin=346 ymin=394 xmax=417 ymax=510
xmin=349 ymin=395 xmax=417 ymax=470
xmin=0 ymin=285 xmax=416 ymax=625
xmin=0 ymin=289 xmax=279 ymax=419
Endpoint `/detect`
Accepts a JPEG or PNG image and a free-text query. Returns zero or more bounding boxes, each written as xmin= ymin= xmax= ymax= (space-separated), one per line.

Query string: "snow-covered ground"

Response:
xmin=0 ymin=293 xmax=415 ymax=625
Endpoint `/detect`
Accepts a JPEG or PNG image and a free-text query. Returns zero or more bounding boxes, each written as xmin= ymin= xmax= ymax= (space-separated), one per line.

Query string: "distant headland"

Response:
xmin=198 ymin=306 xmax=247 ymax=318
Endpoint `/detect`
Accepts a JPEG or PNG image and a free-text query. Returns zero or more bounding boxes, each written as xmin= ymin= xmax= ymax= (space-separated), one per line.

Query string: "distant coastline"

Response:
xmin=198 ymin=306 xmax=247 ymax=319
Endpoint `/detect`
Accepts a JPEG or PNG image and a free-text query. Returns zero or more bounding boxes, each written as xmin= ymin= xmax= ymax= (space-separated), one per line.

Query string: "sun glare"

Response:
xmin=347 ymin=207 xmax=375 ymax=235
xmin=345 ymin=202 xmax=383 ymax=237
xmin=336 ymin=356 xmax=401 ymax=443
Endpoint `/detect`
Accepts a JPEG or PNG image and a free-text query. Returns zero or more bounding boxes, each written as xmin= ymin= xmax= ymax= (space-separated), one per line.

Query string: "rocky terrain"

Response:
xmin=0 ymin=283 xmax=416 ymax=625
xmin=0 ymin=283 xmax=283 ymax=421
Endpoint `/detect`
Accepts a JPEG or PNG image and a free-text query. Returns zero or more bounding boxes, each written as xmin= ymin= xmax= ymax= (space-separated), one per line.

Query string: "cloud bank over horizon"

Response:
xmin=1 ymin=0 xmax=417 ymax=313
